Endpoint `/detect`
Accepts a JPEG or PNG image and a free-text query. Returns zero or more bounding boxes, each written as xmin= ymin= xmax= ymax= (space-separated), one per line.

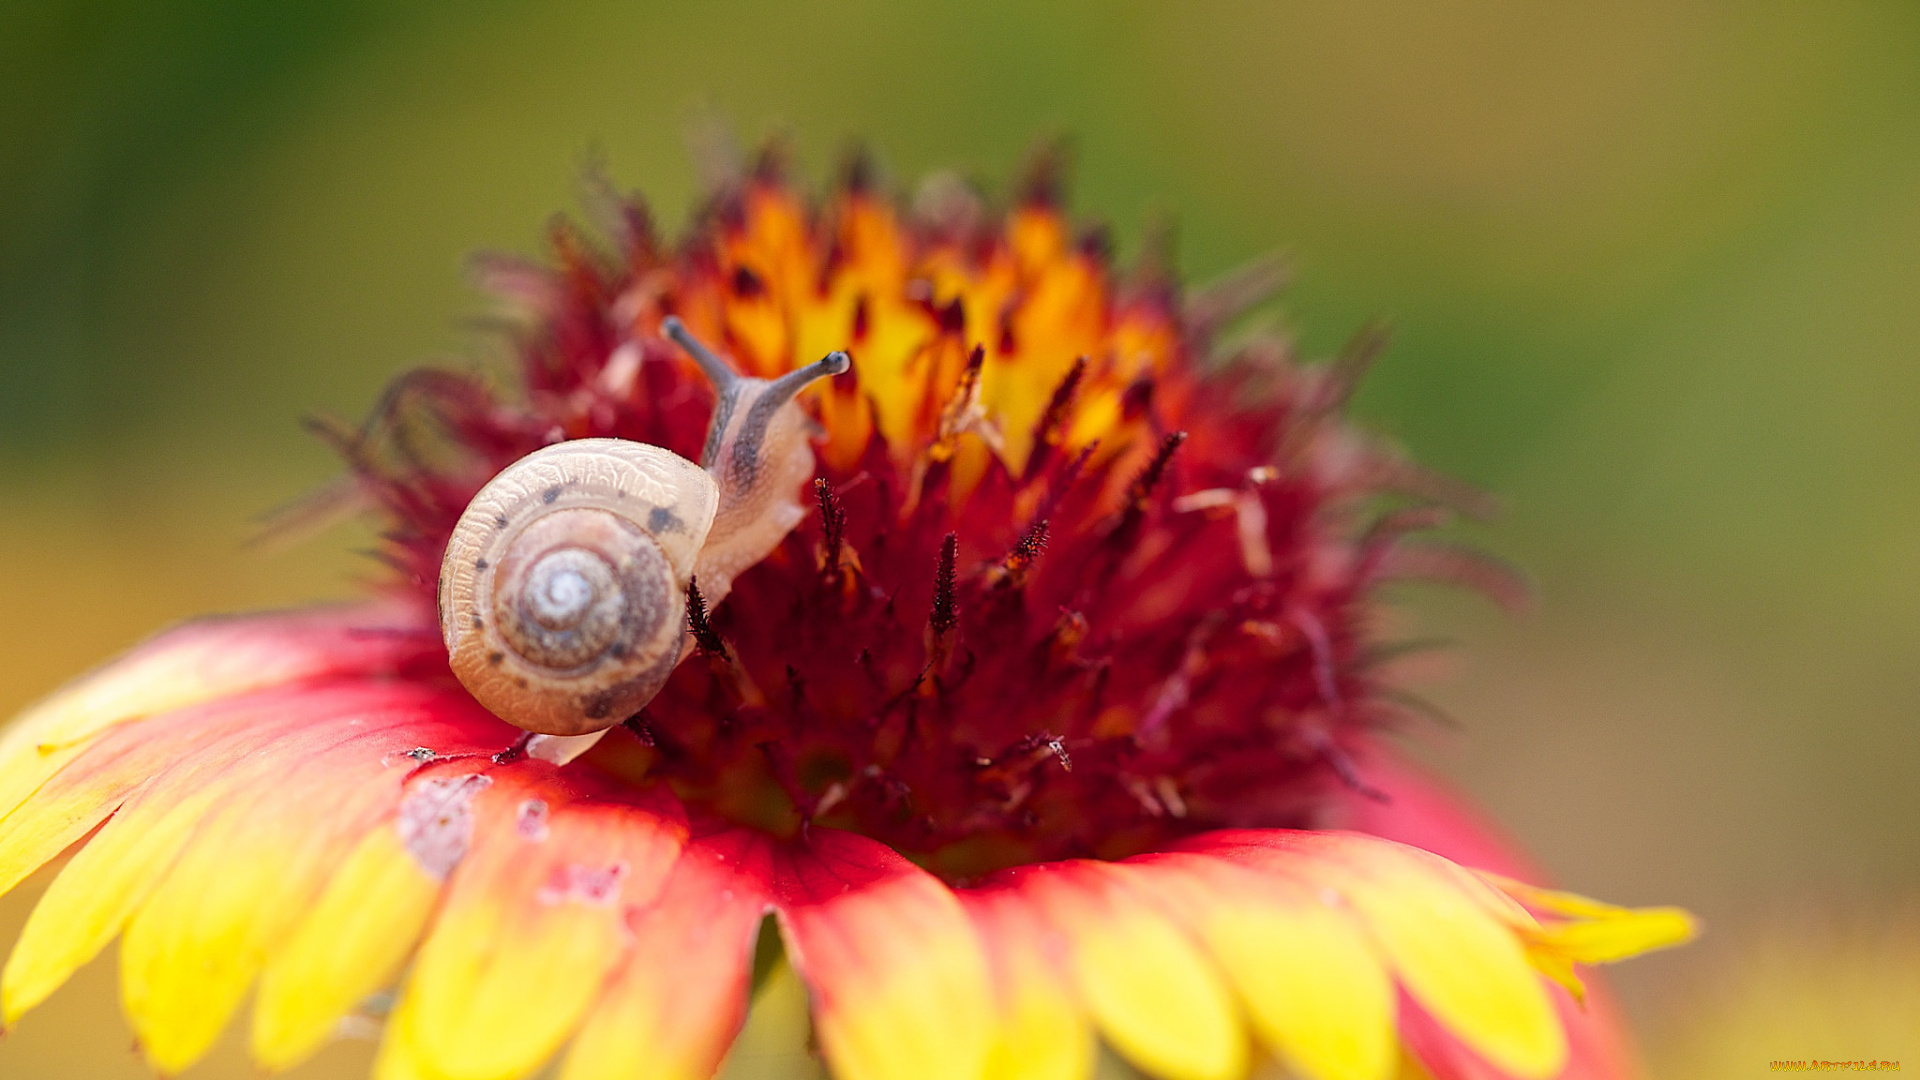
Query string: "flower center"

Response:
xmin=581 ymin=423 xmax=1367 ymax=881
xmin=367 ymin=174 xmax=1426 ymax=881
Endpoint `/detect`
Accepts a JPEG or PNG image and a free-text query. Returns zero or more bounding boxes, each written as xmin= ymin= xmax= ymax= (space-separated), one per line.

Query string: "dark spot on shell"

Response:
xmin=583 ymin=693 xmax=614 ymax=720
xmin=647 ymin=506 xmax=682 ymax=534
xmin=609 ymin=643 xmax=627 ymax=659
xmin=515 ymin=677 xmax=529 ymax=688
xmin=476 ymin=558 xmax=489 ymax=570
xmin=495 ymin=514 xmax=510 ymax=530
xmin=487 ymin=651 xmax=504 ymax=666
xmin=471 ymin=614 xmax=484 ymax=628
xmin=543 ymin=486 xmax=561 ymax=504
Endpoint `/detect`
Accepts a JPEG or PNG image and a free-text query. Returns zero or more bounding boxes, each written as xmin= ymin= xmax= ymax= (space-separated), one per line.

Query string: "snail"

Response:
xmin=438 ymin=317 xmax=850 ymax=737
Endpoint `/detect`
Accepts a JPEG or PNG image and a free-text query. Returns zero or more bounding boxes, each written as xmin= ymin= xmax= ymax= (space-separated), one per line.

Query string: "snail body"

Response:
xmin=439 ymin=319 xmax=849 ymax=736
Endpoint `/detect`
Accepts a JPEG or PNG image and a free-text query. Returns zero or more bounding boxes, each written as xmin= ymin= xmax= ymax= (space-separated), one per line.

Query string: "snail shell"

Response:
xmin=439 ymin=439 xmax=718 ymax=736
xmin=438 ymin=319 xmax=850 ymax=737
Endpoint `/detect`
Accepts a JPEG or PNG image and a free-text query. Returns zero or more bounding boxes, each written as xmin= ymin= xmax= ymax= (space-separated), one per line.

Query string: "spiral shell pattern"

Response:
xmin=438 ymin=438 xmax=719 ymax=735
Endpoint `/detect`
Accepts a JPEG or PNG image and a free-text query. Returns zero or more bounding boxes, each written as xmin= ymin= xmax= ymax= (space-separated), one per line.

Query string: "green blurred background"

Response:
xmin=3 ymin=1 xmax=1917 ymax=1076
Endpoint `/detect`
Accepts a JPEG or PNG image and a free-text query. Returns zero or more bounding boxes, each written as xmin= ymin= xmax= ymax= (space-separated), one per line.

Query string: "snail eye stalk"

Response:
xmin=658 ymin=318 xmax=853 ymax=604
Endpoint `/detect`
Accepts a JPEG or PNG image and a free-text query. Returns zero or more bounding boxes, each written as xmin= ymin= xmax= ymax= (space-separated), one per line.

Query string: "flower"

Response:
xmin=0 ymin=144 xmax=1692 ymax=1080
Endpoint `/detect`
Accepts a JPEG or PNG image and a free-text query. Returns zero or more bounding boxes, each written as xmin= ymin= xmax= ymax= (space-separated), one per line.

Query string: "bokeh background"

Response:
xmin=4 ymin=1 xmax=1917 ymax=1076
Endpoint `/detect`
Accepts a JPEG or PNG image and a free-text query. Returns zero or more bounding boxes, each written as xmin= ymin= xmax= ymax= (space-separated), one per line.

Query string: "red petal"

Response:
xmin=770 ymin=827 xmax=994 ymax=1080
xmin=0 ymin=601 xmax=439 ymax=826
xmin=562 ymin=825 xmax=773 ymax=1080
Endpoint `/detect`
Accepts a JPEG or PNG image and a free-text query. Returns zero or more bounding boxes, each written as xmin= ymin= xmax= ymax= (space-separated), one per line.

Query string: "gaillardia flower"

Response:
xmin=0 ymin=147 xmax=1691 ymax=1080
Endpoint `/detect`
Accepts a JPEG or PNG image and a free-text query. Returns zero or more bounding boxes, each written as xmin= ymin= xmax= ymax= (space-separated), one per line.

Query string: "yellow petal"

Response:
xmin=963 ymin=889 xmax=1095 ymax=1080
xmin=0 ymin=742 xmax=92 ymax=863
xmin=772 ymin=828 xmax=994 ymax=1080
xmin=1015 ymin=861 xmax=1247 ymax=1080
xmin=560 ymin=829 xmax=771 ymax=1080
xmin=0 ymin=745 xmax=144 ymax=902
xmin=1521 ymin=948 xmax=1588 ymax=1006
xmin=0 ymin=696 xmax=326 ymax=1026
xmin=252 ymin=820 xmax=446 ymax=1071
xmin=1472 ymin=875 xmax=1622 ymax=920
xmin=390 ymin=768 xmax=686 ymax=1080
xmin=1122 ymin=850 xmax=1395 ymax=1080
xmin=1479 ymin=872 xmax=1698 ymax=964
xmin=1294 ymin=835 xmax=1565 ymax=1080
xmin=0 ymin=684 xmax=301 ymax=899
xmin=372 ymin=993 xmax=446 ymax=1080
xmin=122 ymin=702 xmax=462 ymax=1075
xmin=1531 ymin=908 xmax=1699 ymax=965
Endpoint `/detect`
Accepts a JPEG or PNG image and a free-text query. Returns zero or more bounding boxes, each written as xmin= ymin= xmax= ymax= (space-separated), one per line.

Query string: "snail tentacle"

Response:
xmin=661 ymin=315 xmax=740 ymax=392
xmin=662 ymin=323 xmax=852 ymax=605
